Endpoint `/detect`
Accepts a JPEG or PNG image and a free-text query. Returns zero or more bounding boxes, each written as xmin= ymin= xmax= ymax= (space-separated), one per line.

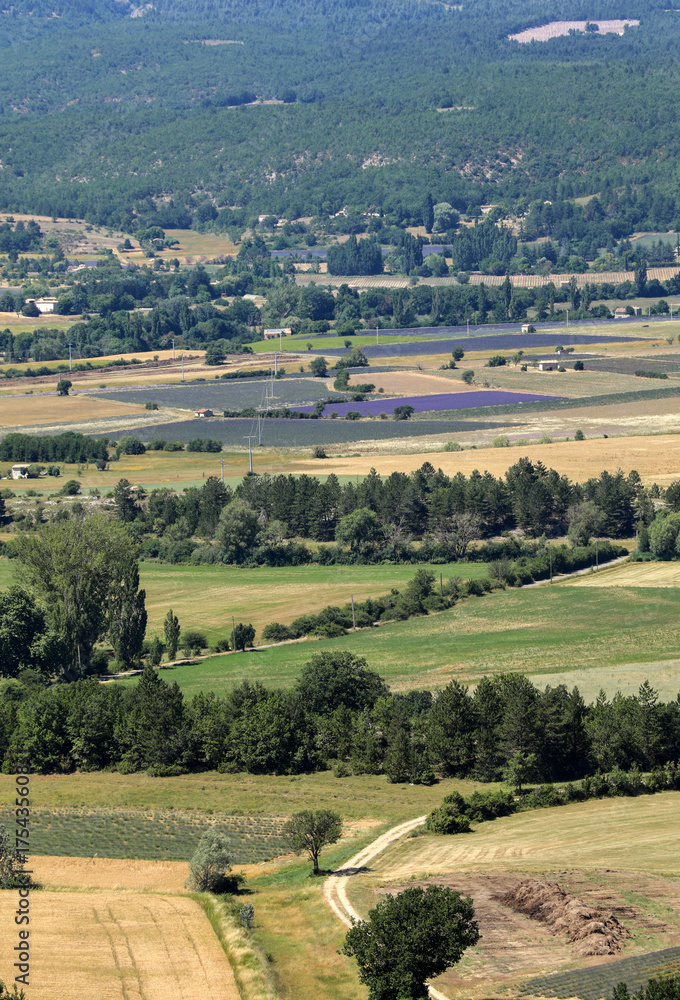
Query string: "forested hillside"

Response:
xmin=0 ymin=0 xmax=679 ymax=229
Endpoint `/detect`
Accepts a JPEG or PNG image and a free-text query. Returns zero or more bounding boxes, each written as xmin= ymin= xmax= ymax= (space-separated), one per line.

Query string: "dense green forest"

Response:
xmin=1 ymin=0 xmax=680 ymax=230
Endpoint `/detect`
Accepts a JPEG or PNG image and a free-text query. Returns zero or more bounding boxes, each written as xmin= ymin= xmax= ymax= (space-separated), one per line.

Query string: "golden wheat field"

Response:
xmin=0 ymin=890 xmax=240 ymax=1000
xmin=0 ymin=394 xmax=148 ymax=429
xmin=564 ymin=560 xmax=680 ymax=588
xmin=298 ymin=432 xmax=680 ymax=483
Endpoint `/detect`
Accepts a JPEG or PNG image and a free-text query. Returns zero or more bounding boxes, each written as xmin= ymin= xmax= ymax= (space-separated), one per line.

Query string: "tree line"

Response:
xmin=119 ymin=461 xmax=647 ymax=571
xmin=2 ymin=653 xmax=678 ymax=781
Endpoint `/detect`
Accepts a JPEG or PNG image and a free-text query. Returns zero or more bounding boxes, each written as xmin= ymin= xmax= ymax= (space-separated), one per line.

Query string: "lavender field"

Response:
xmin=294 ymin=389 xmax=563 ymax=417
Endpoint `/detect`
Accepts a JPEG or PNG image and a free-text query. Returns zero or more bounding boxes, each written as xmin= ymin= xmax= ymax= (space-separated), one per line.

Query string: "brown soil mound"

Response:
xmin=498 ymin=879 xmax=632 ymax=956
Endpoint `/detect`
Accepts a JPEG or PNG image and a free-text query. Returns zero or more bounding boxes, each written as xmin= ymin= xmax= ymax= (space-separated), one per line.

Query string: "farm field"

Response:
xmin=0 ymin=559 xmax=491 ymax=643
xmin=114 ymin=581 xmax=680 ymax=700
xmin=0 ymin=805 xmax=289 ymax=862
xmin=0 ymin=392 xmax=149 ymax=429
xmin=0 ymin=770 xmax=481 ymax=822
xmin=344 ymin=793 xmax=680 ymax=1000
xmin=96 ymin=376 xmax=346 ymax=411
xmin=94 ymin=413 xmax=502 ymax=449
xmin=294 ymin=388 xmax=563 ymax=417
xmin=564 ymin=560 xmax=680 ymax=588
xmin=281 ymin=432 xmax=680 ymax=484
xmin=0 ymin=890 xmax=242 ymax=1000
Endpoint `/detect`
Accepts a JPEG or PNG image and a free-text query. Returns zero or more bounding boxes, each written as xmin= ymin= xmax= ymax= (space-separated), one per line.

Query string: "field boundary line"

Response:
xmin=323 ymin=815 xmax=450 ymax=1000
xmin=523 ymin=553 xmax=629 ymax=588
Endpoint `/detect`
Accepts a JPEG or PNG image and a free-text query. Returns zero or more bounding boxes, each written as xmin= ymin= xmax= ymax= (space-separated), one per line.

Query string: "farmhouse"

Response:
xmin=194 ymin=409 xmax=214 ymax=418
xmin=538 ymin=362 xmax=555 ymax=371
xmin=264 ymin=327 xmax=291 ymax=340
xmin=614 ymin=307 xmax=630 ymax=319
xmin=11 ymin=464 xmax=31 ymax=479
xmin=32 ymin=297 xmax=58 ymax=314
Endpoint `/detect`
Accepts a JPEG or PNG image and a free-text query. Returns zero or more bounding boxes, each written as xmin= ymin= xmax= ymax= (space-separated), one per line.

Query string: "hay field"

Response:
xmin=345 ymin=370 xmax=470 ymax=394
xmin=293 ymin=433 xmax=680 ymax=483
xmin=345 ymin=794 xmax=680 ymax=999
xmin=0 ymin=891 xmax=240 ymax=1000
xmin=564 ymin=560 xmax=680 ymax=588
xmin=369 ymin=794 xmax=680 ymax=880
xmin=0 ymin=393 xmax=148 ymax=429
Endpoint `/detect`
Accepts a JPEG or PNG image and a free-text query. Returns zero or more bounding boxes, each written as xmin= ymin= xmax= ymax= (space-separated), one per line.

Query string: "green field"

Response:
xmin=114 ymin=582 xmax=680 ymax=698
xmin=0 ymin=769 xmax=483 ymax=824
xmin=0 ymin=558 xmax=490 ymax=643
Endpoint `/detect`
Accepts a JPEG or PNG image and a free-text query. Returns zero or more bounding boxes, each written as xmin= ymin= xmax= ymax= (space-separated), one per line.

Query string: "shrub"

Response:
xmin=425 ymin=794 xmax=471 ymax=835
xmin=239 ymin=903 xmax=255 ymax=929
xmin=262 ymin=622 xmax=295 ymax=642
xmin=461 ymin=369 xmax=475 ymax=384
xmin=180 ymin=629 xmax=208 ymax=654
xmin=59 ymin=479 xmax=81 ymax=496
xmin=186 ymin=828 xmax=243 ymax=893
xmin=0 ymin=824 xmax=34 ymax=889
xmin=486 ymin=355 xmax=507 ymax=367
xmin=145 ymin=763 xmax=187 ymax=777
xmin=145 ymin=401 xmax=159 ymax=410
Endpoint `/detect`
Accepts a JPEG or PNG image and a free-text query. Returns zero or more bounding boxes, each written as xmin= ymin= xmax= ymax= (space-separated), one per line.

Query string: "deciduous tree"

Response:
xmin=343 ymin=885 xmax=479 ymax=1000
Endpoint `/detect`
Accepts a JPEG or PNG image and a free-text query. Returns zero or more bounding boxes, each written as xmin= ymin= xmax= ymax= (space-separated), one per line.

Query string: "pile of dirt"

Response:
xmin=497 ymin=879 xmax=632 ymax=956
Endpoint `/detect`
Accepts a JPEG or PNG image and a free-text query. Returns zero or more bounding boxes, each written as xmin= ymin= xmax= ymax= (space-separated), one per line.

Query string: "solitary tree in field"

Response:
xmin=309 ymin=356 xmax=328 ymax=377
xmin=343 ymin=885 xmax=479 ymax=1000
xmin=283 ymin=809 xmax=342 ymax=875
xmin=56 ymin=379 xmax=72 ymax=396
xmin=164 ymin=609 xmax=181 ymax=660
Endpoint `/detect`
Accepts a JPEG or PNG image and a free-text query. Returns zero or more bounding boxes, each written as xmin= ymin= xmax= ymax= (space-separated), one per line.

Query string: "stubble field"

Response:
xmin=0 ymin=891 xmax=241 ymax=1000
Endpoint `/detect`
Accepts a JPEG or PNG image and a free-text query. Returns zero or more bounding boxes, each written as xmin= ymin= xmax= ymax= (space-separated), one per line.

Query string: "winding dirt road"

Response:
xmin=324 ymin=814 xmax=450 ymax=1000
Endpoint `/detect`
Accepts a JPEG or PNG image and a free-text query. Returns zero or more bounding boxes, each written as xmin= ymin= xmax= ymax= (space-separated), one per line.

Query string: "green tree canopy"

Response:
xmin=295 ymin=651 xmax=389 ymax=715
xmin=343 ymin=884 xmax=479 ymax=1000
xmin=283 ymin=808 xmax=342 ymax=875
xmin=14 ymin=514 xmax=146 ymax=678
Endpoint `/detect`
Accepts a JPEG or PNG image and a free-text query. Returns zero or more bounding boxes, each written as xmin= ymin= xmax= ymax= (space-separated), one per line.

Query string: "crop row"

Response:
xmin=314 ymin=332 xmax=644 ymax=358
xmin=92 ymin=414 xmax=502 ymax=445
xmin=521 ymin=946 xmax=680 ymax=1000
xmin=97 ymin=376 xmax=333 ymax=412
xmin=0 ymin=807 xmax=290 ymax=862
xmin=294 ymin=389 xmax=562 ymax=417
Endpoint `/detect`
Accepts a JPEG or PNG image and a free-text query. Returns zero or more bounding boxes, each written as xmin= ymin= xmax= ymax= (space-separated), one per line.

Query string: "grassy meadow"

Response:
xmin=0 ymin=558 xmax=490 ymax=643
xmin=108 ymin=579 xmax=680 ymax=699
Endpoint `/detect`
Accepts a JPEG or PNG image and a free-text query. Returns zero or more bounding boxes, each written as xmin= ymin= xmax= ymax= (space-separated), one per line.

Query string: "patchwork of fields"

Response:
xmin=115 ymin=579 xmax=680 ymax=700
